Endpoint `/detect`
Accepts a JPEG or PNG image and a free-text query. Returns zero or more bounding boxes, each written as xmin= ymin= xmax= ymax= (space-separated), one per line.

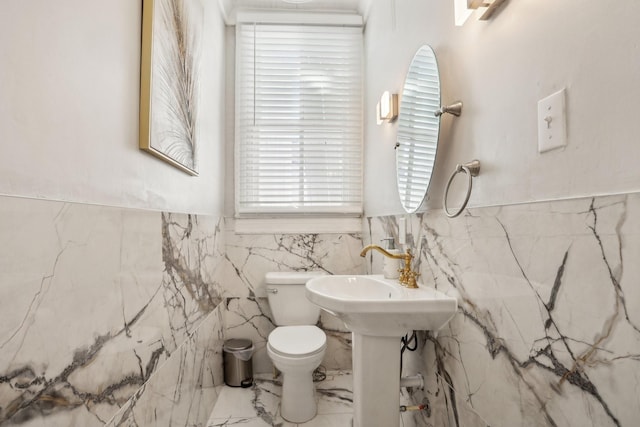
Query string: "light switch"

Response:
xmin=537 ymin=88 xmax=567 ymax=153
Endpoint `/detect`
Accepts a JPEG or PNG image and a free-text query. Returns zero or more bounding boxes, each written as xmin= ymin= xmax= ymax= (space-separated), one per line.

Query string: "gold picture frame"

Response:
xmin=139 ymin=0 xmax=202 ymax=176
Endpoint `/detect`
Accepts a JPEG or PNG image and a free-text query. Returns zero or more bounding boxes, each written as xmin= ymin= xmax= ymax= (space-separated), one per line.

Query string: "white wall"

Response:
xmin=364 ymin=0 xmax=640 ymax=216
xmin=0 ymin=0 xmax=226 ymax=215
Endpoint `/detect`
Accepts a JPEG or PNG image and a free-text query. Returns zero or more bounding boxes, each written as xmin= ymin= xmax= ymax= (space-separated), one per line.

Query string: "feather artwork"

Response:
xmin=140 ymin=0 xmax=202 ymax=175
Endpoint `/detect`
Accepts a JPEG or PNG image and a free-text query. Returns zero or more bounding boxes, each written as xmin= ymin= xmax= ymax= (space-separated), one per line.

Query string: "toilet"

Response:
xmin=265 ymin=271 xmax=327 ymax=423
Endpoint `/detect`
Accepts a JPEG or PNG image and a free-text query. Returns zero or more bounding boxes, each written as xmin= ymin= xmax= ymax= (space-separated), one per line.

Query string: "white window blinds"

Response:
xmin=235 ymin=23 xmax=363 ymax=215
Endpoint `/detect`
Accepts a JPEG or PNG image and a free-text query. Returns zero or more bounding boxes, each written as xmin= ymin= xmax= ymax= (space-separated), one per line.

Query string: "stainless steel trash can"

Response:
xmin=223 ymin=338 xmax=254 ymax=387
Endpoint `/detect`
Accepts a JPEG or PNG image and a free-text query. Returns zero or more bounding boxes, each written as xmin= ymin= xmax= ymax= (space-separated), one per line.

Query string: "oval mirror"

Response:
xmin=396 ymin=45 xmax=441 ymax=213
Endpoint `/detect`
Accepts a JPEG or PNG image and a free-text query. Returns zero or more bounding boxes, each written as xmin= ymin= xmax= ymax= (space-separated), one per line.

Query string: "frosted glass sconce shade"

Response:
xmin=376 ymin=91 xmax=398 ymax=125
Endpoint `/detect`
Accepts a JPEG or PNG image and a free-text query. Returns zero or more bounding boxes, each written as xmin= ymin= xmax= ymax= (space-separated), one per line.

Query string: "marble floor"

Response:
xmin=207 ymin=371 xmax=354 ymax=426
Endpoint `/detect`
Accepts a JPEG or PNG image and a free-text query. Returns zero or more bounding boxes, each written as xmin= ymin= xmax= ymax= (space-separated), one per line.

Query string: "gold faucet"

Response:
xmin=359 ymin=245 xmax=420 ymax=289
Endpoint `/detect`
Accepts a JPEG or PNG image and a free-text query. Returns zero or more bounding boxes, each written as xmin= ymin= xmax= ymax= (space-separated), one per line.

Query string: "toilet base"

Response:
xmin=266 ymin=325 xmax=326 ymax=424
xmin=280 ymin=370 xmax=317 ymax=423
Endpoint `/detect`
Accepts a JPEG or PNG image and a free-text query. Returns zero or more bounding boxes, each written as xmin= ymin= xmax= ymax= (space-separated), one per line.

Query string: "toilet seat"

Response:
xmin=268 ymin=325 xmax=326 ymax=358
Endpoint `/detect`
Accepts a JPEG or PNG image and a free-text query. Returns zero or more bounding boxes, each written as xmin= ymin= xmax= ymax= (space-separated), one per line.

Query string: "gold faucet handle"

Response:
xmin=405 ymin=271 xmax=420 ymax=289
xmin=398 ymin=269 xmax=407 ymax=283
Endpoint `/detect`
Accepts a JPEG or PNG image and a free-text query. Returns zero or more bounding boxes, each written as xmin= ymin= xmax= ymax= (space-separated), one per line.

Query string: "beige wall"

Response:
xmin=364 ymin=0 xmax=640 ymax=216
xmin=0 ymin=0 xmax=226 ymax=215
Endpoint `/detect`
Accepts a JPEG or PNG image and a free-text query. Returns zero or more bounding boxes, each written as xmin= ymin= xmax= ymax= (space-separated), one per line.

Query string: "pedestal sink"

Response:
xmin=305 ymin=275 xmax=457 ymax=427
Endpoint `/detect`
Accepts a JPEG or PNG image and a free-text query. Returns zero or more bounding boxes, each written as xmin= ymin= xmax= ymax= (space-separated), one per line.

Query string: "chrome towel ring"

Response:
xmin=443 ymin=160 xmax=481 ymax=218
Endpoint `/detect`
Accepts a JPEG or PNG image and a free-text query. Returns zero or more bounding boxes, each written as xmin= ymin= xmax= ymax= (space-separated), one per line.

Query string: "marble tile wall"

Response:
xmin=222 ymin=227 xmax=364 ymax=373
xmin=365 ymin=193 xmax=640 ymax=427
xmin=0 ymin=197 xmax=225 ymax=426
xmin=12 ymin=189 xmax=634 ymax=426
xmin=107 ymin=307 xmax=224 ymax=426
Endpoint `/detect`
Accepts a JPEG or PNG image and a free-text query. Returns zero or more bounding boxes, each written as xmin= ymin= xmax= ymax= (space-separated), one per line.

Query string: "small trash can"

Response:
xmin=223 ymin=338 xmax=254 ymax=388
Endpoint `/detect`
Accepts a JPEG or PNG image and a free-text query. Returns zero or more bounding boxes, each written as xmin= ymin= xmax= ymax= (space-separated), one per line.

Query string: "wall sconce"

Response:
xmin=455 ymin=0 xmax=507 ymax=26
xmin=376 ymin=91 xmax=398 ymax=125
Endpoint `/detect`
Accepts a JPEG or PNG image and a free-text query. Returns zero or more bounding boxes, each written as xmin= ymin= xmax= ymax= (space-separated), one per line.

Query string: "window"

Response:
xmin=235 ymin=22 xmax=363 ymax=216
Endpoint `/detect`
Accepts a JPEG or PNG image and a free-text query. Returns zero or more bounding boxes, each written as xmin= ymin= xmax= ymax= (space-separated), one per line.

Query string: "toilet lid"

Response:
xmin=268 ymin=325 xmax=326 ymax=356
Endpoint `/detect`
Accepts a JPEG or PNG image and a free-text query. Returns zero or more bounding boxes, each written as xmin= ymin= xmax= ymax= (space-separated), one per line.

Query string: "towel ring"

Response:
xmin=443 ymin=160 xmax=481 ymax=218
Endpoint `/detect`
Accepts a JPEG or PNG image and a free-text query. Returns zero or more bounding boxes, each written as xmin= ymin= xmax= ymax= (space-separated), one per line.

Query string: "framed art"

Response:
xmin=139 ymin=0 xmax=202 ymax=176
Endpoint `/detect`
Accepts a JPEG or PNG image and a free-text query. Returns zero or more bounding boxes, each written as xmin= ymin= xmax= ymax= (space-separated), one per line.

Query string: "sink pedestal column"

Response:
xmin=352 ymin=333 xmax=401 ymax=427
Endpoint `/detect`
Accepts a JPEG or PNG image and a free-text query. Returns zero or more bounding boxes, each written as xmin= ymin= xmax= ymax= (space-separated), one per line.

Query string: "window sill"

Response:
xmin=229 ymin=216 xmax=362 ymax=235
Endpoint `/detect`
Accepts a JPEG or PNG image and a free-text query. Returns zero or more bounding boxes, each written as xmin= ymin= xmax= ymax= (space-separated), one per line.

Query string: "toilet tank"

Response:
xmin=265 ymin=271 xmax=326 ymax=326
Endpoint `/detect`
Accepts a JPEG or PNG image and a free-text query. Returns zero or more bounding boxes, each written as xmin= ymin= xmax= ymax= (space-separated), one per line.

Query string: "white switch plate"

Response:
xmin=537 ymin=88 xmax=567 ymax=153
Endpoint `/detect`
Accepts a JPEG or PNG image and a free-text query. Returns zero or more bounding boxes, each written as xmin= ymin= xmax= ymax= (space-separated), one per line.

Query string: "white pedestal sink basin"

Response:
xmin=305 ymin=275 xmax=457 ymax=427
